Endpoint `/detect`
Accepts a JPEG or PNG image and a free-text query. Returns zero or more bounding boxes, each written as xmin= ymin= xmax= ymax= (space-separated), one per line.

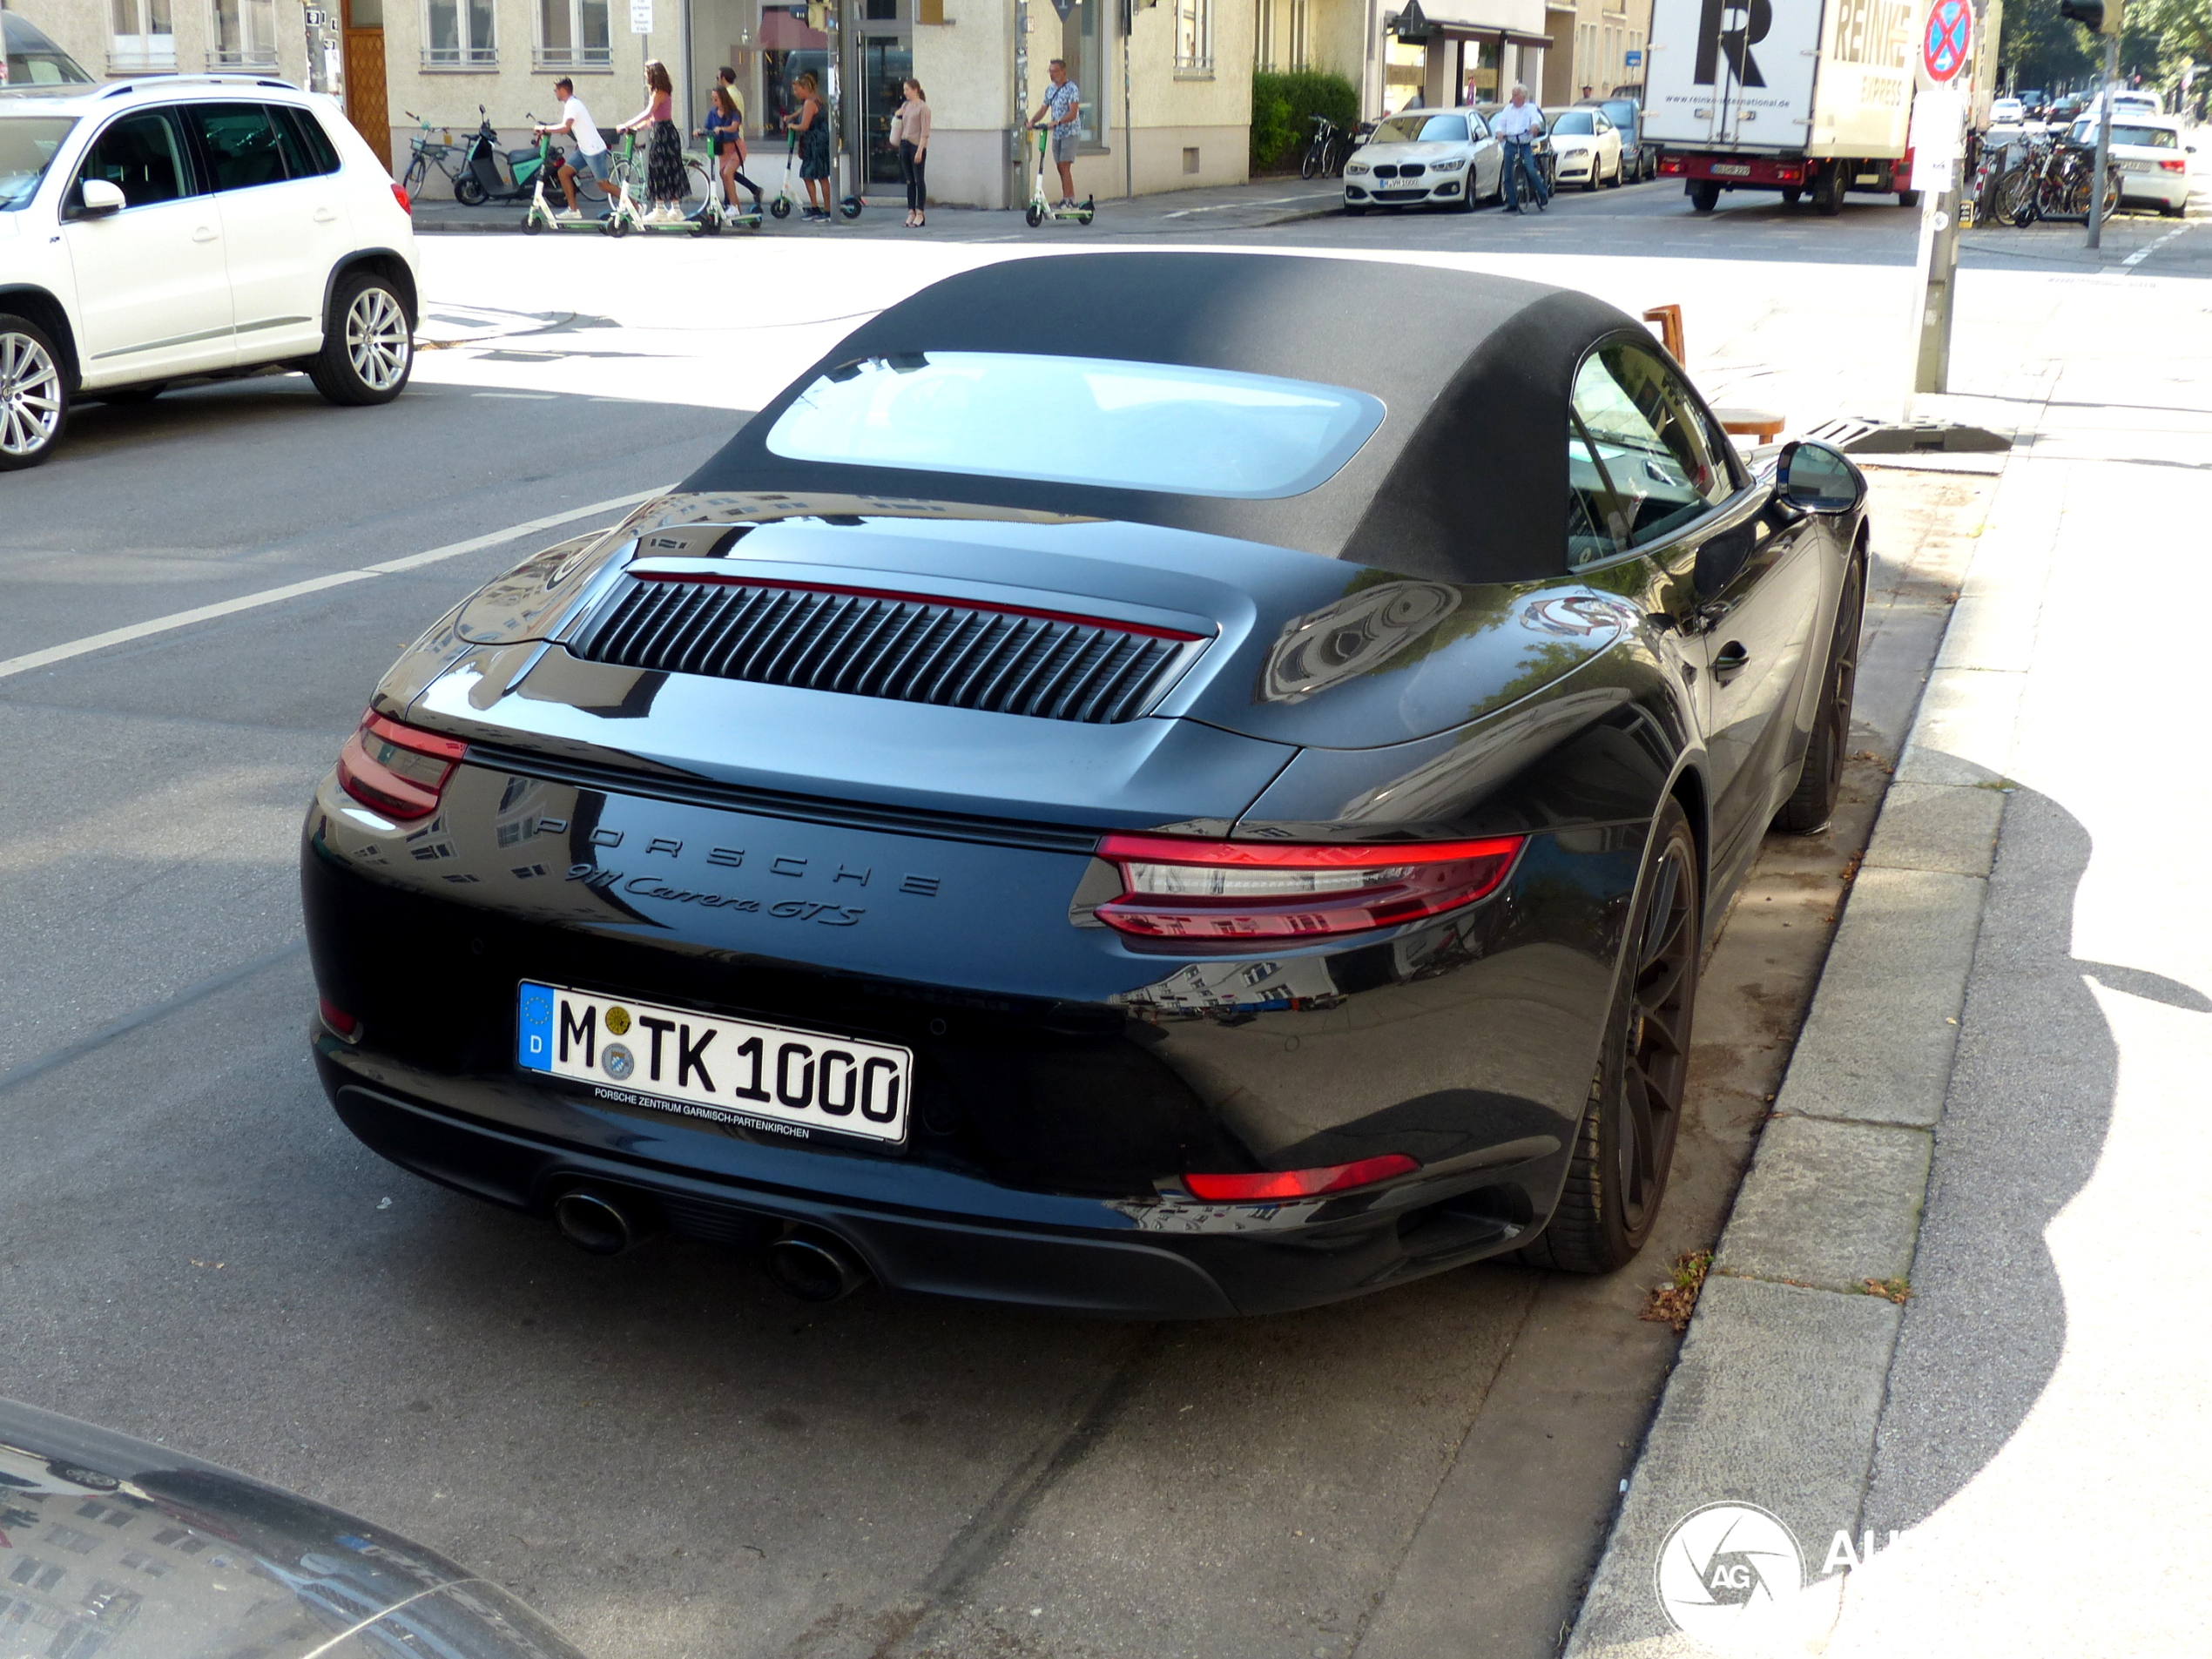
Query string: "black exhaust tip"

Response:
xmin=551 ymin=1188 xmax=653 ymax=1256
xmin=763 ymin=1230 xmax=870 ymax=1303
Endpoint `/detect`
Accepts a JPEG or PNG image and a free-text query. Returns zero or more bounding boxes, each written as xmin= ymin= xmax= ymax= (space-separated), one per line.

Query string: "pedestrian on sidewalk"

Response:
xmin=535 ymin=78 xmax=610 ymax=219
xmin=617 ymin=59 xmax=686 ymax=224
xmin=1028 ymin=59 xmax=1081 ymax=210
xmin=892 ymin=78 xmax=931 ymax=228
xmin=701 ymin=83 xmax=760 ymax=212
xmin=792 ymin=72 xmax=833 ymax=221
xmin=1494 ymin=84 xmax=1548 ymax=215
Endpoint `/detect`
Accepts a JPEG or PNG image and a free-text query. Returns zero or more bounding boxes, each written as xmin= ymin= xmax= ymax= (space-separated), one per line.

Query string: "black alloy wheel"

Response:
xmin=1521 ymin=799 xmax=1702 ymax=1274
xmin=1774 ymin=551 xmax=1866 ymax=834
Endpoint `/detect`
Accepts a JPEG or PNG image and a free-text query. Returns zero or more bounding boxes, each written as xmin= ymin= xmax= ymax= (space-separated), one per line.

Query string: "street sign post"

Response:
xmin=1905 ymin=0 xmax=1974 ymax=413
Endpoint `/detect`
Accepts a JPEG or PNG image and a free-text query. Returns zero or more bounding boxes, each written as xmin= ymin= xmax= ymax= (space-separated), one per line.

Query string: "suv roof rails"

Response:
xmin=100 ymin=73 xmax=301 ymax=98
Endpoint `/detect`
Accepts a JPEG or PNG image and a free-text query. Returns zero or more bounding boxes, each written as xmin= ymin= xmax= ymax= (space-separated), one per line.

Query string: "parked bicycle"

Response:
xmin=1985 ymin=130 xmax=2118 ymax=226
xmin=1301 ymin=115 xmax=1347 ymax=180
xmin=399 ymin=112 xmax=464 ymax=201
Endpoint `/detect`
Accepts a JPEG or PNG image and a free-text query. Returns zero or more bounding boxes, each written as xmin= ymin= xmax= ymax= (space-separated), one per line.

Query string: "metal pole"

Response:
xmin=1014 ymin=0 xmax=1029 ymax=210
xmin=2086 ymin=33 xmax=2118 ymax=248
xmin=1123 ymin=0 xmax=1133 ymax=201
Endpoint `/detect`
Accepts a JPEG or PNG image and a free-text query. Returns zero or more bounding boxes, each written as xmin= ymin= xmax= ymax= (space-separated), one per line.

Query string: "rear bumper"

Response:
xmin=319 ymin=1053 xmax=1537 ymax=1318
xmin=2116 ymin=166 xmax=2190 ymax=207
xmin=1656 ymin=152 xmax=1905 ymax=192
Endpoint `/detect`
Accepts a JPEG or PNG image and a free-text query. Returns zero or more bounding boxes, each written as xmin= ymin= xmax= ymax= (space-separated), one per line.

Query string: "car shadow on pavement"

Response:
xmin=1860 ymin=783 xmax=2206 ymax=1533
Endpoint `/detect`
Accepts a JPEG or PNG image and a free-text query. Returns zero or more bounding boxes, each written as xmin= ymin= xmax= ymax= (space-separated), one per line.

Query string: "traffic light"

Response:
xmin=2057 ymin=0 xmax=2123 ymax=34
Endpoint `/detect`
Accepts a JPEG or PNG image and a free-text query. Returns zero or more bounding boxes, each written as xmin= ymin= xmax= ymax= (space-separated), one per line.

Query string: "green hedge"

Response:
xmin=1251 ymin=70 xmax=1360 ymax=172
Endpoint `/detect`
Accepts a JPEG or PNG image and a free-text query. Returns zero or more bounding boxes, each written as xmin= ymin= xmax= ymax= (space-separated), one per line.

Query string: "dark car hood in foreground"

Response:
xmin=0 ymin=1398 xmax=586 ymax=1659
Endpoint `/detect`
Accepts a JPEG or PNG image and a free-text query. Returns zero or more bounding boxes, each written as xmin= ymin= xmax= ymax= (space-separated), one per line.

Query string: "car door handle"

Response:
xmin=313 ymin=207 xmax=339 ymax=223
xmin=1712 ymin=642 xmax=1751 ymax=684
xmin=192 ymin=225 xmax=219 ymax=242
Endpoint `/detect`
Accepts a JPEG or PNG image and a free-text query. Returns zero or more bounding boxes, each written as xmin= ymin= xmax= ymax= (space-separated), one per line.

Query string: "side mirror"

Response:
xmin=1776 ymin=439 xmax=1865 ymax=513
xmin=78 ymin=178 xmax=127 ymax=218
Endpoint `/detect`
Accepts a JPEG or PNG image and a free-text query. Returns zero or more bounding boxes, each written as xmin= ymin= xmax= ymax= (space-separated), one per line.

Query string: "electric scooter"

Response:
xmin=600 ymin=132 xmax=712 ymax=238
xmin=765 ymin=128 xmax=865 ymax=221
xmin=1024 ymin=124 xmax=1094 ymax=227
xmin=455 ymin=106 xmax=550 ymax=206
xmin=521 ymin=135 xmax=612 ymax=233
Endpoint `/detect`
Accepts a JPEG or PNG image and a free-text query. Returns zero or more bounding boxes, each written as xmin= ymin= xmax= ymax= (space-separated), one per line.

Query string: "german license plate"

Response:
xmin=2121 ymin=159 xmax=2151 ymax=172
xmin=1711 ymin=163 xmax=1751 ymax=177
xmin=516 ymin=981 xmax=910 ymax=1143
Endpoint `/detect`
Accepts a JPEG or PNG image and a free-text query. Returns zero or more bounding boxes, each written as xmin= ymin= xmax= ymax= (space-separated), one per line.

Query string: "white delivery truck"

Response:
xmin=1641 ymin=0 xmax=1919 ymax=212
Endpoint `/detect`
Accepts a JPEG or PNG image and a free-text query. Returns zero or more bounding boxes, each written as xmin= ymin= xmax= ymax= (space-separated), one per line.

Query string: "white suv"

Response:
xmin=0 ymin=75 xmax=419 ymax=469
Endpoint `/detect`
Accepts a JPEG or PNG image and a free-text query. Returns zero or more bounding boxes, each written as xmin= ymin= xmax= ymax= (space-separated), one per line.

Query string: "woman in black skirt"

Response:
xmin=617 ymin=59 xmax=685 ymax=223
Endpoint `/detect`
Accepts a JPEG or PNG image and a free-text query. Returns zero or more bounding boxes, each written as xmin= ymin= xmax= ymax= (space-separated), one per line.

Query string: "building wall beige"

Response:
xmin=8 ymin=0 xmax=318 ymax=87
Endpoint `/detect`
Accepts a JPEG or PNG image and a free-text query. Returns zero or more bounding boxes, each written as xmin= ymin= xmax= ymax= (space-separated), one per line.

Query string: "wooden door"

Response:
xmin=341 ymin=26 xmax=391 ymax=173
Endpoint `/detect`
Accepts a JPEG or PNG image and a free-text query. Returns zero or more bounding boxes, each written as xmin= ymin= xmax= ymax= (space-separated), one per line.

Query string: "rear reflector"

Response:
xmin=335 ymin=711 xmax=467 ymax=820
xmin=1094 ymin=833 xmax=1524 ymax=941
xmin=319 ymin=996 xmax=363 ymax=1043
xmin=1184 ymin=1154 xmax=1419 ymax=1203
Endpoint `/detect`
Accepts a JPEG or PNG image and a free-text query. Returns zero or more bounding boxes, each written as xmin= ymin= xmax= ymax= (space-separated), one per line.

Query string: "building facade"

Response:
xmin=1250 ymin=0 xmax=1557 ymax=118
xmin=1541 ymin=0 xmax=1649 ymax=105
xmin=4 ymin=0 xmax=328 ymax=93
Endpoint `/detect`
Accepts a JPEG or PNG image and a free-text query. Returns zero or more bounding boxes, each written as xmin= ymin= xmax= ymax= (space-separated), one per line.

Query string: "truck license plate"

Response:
xmin=1711 ymin=164 xmax=1751 ymax=177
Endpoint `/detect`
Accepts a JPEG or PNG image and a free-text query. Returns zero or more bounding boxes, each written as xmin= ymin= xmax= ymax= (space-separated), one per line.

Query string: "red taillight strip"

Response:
xmin=626 ymin=570 xmax=1205 ymax=642
xmin=1184 ymin=1154 xmax=1420 ymax=1203
xmin=1098 ymin=833 xmax=1522 ymax=870
xmin=334 ymin=711 xmax=467 ymax=820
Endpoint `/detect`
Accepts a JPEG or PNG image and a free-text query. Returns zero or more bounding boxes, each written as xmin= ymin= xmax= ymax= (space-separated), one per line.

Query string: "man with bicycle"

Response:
xmin=535 ymin=77 xmax=611 ymax=219
xmin=1493 ymin=84 xmax=1548 ymax=215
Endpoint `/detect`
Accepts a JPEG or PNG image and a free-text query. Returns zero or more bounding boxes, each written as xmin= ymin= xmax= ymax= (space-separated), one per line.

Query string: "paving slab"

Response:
xmin=1713 ymin=1116 xmax=1931 ymax=1294
xmin=1860 ymin=780 xmax=2006 ymax=878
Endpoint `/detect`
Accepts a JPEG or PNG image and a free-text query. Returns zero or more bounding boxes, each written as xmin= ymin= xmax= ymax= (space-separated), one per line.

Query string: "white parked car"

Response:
xmin=1987 ymin=97 xmax=2026 ymax=126
xmin=0 ymin=75 xmax=419 ymax=469
xmin=1343 ymin=110 xmax=1502 ymax=214
xmin=2068 ymin=114 xmax=2195 ymax=217
xmin=1543 ymin=106 xmax=1624 ymax=191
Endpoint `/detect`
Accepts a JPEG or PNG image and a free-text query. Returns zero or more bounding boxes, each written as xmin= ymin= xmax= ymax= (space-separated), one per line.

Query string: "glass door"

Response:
xmin=857 ymin=26 xmax=911 ymax=189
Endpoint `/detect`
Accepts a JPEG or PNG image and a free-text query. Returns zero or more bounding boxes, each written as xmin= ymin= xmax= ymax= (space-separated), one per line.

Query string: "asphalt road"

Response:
xmin=0 ymin=204 xmax=1992 ymax=1659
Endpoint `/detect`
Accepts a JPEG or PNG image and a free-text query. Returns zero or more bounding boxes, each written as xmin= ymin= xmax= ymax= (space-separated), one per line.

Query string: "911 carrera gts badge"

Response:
xmin=601 ymin=1043 xmax=636 ymax=1081
xmin=563 ymin=866 xmax=867 ymax=926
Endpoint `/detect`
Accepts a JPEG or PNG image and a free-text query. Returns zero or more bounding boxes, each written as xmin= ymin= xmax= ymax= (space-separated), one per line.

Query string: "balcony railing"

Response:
xmin=421 ymin=47 xmax=501 ymax=70
xmin=533 ymin=45 xmax=613 ymax=71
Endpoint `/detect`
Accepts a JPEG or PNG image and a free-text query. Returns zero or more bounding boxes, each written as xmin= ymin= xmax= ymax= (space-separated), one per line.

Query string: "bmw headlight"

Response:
xmin=1346 ymin=163 xmax=1369 ymax=175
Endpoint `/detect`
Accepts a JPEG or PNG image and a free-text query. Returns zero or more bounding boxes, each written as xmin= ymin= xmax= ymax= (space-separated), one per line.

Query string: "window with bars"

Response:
xmin=536 ymin=0 xmax=611 ymax=70
xmin=425 ymin=0 xmax=498 ymax=67
xmin=211 ymin=0 xmax=279 ymax=68
xmin=1176 ymin=0 xmax=1211 ymax=76
xmin=111 ymin=0 xmax=177 ymax=72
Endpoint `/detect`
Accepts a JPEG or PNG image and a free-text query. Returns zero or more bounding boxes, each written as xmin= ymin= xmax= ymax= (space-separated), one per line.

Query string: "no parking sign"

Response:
xmin=1922 ymin=0 xmax=1973 ymax=85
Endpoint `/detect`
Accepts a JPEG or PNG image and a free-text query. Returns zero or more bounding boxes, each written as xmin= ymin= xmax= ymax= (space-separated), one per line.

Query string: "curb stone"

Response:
xmin=1561 ymin=393 xmax=2059 ymax=1655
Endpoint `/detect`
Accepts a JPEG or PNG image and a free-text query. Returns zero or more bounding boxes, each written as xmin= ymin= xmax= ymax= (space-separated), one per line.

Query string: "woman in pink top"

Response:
xmin=617 ymin=59 xmax=685 ymax=222
xmin=890 ymin=78 xmax=931 ymax=228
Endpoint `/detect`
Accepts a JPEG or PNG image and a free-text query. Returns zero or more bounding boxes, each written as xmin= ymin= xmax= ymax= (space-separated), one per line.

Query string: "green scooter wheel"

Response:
xmin=1025 ymin=201 xmax=1044 ymax=227
xmin=770 ymin=197 xmax=792 ymax=219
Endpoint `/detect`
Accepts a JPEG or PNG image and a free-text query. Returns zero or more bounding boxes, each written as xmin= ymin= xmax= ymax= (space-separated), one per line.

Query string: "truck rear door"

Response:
xmin=1640 ymin=0 xmax=1716 ymax=149
xmin=1710 ymin=0 xmax=1824 ymax=148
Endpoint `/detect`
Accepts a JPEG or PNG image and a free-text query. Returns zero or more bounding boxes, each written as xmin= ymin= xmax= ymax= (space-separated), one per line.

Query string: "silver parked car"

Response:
xmin=1343 ymin=110 xmax=1503 ymax=214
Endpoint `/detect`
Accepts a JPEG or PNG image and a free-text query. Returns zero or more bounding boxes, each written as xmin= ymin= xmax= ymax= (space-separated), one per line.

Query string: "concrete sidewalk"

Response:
xmin=1565 ymin=251 xmax=2212 ymax=1652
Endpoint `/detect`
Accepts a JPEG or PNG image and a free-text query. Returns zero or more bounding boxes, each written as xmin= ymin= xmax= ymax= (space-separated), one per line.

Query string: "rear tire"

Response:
xmin=0 ymin=314 xmax=69 ymax=470
xmin=455 ymin=172 xmax=487 ymax=206
xmin=1898 ymin=189 xmax=1922 ymax=207
xmin=307 ymin=271 xmax=412 ymax=408
xmin=1519 ymin=800 xmax=1701 ymax=1274
xmin=1689 ymin=180 xmax=1720 ymax=212
xmin=1774 ymin=551 xmax=1865 ymax=834
xmin=1815 ymin=164 xmax=1844 ymax=215
xmin=1781 ymin=186 xmax=1804 ymax=206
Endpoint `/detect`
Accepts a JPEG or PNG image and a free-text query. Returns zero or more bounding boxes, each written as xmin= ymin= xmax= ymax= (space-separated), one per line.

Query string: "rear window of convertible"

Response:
xmin=764 ymin=351 xmax=1386 ymax=499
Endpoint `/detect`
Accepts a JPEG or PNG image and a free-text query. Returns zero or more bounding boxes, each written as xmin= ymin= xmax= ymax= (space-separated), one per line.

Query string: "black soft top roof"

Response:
xmin=684 ymin=252 xmax=1640 ymax=585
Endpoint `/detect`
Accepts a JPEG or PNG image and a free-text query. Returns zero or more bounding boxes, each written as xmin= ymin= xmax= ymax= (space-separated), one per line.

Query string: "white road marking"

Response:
xmin=2121 ymin=222 xmax=2195 ymax=270
xmin=0 ymin=487 xmax=664 ymax=683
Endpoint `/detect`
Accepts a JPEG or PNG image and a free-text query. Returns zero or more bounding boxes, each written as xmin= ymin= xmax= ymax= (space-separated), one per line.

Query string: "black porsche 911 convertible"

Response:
xmin=301 ymin=253 xmax=1867 ymax=1318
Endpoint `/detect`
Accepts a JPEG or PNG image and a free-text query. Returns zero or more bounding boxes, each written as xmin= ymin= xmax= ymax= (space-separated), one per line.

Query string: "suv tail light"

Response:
xmin=2159 ymin=158 xmax=2186 ymax=172
xmin=1093 ymin=833 xmax=1525 ymax=941
xmin=336 ymin=711 xmax=466 ymax=819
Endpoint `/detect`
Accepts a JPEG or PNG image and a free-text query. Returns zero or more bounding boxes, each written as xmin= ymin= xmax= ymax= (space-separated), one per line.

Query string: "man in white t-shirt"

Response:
xmin=1492 ymin=84 xmax=1548 ymax=213
xmin=535 ymin=78 xmax=610 ymax=218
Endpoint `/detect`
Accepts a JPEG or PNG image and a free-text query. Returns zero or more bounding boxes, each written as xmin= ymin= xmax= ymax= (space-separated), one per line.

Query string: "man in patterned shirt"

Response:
xmin=1029 ymin=58 xmax=1081 ymax=209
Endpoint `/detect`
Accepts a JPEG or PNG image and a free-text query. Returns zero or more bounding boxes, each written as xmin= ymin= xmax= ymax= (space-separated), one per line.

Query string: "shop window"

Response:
xmin=536 ymin=0 xmax=611 ymax=69
xmin=211 ymin=0 xmax=278 ymax=67
xmin=111 ymin=0 xmax=177 ymax=72
xmin=1061 ymin=0 xmax=1106 ymax=144
xmin=759 ymin=5 xmax=828 ymax=137
xmin=424 ymin=0 xmax=497 ymax=67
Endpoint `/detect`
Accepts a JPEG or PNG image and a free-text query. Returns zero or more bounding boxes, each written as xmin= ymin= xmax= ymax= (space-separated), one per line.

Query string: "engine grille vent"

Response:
xmin=567 ymin=576 xmax=1201 ymax=725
